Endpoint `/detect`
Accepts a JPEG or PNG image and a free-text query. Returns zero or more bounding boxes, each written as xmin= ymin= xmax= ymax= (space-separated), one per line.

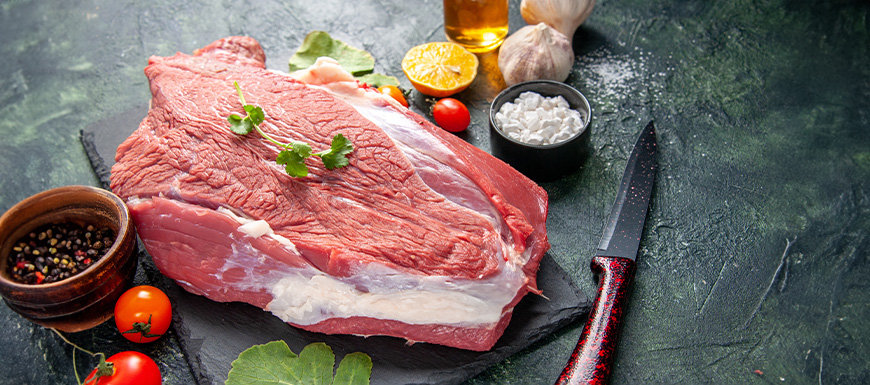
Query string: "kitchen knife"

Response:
xmin=555 ymin=121 xmax=658 ymax=385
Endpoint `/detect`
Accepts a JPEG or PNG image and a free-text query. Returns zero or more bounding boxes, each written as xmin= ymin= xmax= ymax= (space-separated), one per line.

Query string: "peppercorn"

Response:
xmin=4 ymin=222 xmax=115 ymax=285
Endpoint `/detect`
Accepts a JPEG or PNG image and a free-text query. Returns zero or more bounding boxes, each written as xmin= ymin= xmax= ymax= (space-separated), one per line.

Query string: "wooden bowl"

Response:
xmin=0 ymin=185 xmax=137 ymax=332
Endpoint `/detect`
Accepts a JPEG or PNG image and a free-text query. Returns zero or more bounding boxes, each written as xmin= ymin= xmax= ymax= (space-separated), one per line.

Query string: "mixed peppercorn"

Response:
xmin=6 ymin=222 xmax=115 ymax=284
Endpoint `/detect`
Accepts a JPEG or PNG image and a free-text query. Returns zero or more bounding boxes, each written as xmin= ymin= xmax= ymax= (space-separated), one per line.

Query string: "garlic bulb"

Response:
xmin=521 ymin=0 xmax=595 ymax=42
xmin=498 ymin=23 xmax=574 ymax=86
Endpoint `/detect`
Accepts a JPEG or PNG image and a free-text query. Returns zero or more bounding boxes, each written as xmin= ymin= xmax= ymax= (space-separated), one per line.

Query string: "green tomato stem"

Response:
xmin=51 ymin=328 xmax=108 ymax=385
xmin=51 ymin=328 xmax=99 ymax=357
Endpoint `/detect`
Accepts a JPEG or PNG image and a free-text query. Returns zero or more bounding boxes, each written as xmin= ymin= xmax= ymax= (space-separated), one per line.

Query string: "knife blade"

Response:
xmin=555 ymin=121 xmax=657 ymax=385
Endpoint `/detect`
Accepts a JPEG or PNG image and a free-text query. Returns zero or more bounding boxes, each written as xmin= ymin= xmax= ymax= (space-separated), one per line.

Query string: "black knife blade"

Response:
xmin=555 ymin=121 xmax=658 ymax=385
xmin=597 ymin=121 xmax=658 ymax=260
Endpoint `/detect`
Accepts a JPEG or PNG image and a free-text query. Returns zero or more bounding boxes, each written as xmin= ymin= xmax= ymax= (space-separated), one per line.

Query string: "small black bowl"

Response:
xmin=489 ymin=80 xmax=591 ymax=182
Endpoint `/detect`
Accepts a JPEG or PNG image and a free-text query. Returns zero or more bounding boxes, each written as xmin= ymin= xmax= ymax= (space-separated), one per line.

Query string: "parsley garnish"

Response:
xmin=225 ymin=341 xmax=372 ymax=385
xmin=228 ymin=81 xmax=353 ymax=177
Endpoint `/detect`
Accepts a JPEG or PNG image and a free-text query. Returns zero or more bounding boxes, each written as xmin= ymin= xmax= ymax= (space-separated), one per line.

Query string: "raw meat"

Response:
xmin=110 ymin=36 xmax=549 ymax=351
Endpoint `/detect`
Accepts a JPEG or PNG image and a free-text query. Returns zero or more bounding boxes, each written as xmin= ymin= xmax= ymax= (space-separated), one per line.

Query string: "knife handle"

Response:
xmin=555 ymin=255 xmax=636 ymax=385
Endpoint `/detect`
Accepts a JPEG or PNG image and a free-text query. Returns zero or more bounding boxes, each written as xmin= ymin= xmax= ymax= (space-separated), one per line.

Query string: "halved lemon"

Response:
xmin=402 ymin=42 xmax=479 ymax=97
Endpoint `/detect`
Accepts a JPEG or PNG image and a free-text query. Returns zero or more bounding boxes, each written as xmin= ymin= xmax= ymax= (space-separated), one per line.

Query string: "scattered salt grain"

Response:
xmin=495 ymin=91 xmax=585 ymax=145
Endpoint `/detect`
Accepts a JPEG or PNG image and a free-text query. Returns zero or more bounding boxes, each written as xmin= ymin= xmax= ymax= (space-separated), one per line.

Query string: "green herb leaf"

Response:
xmin=277 ymin=149 xmax=310 ymax=178
xmin=333 ymin=352 xmax=373 ymax=385
xmin=244 ymin=105 xmax=265 ymax=126
xmin=225 ymin=341 xmax=372 ymax=385
xmin=356 ymin=73 xmax=400 ymax=88
xmin=225 ymin=340 xmax=298 ymax=385
xmin=289 ymin=31 xmax=375 ymax=76
xmin=296 ymin=343 xmax=335 ymax=385
xmin=291 ymin=141 xmax=312 ymax=159
xmin=288 ymin=31 xmax=400 ymax=88
xmin=316 ymin=134 xmax=354 ymax=170
xmin=228 ymin=114 xmax=253 ymax=135
xmin=229 ymin=82 xmax=353 ymax=177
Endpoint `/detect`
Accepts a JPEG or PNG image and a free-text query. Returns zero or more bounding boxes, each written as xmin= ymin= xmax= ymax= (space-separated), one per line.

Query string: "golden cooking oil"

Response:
xmin=444 ymin=0 xmax=509 ymax=53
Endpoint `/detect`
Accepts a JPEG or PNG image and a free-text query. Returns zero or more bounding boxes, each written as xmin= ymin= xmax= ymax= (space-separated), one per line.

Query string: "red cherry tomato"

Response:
xmin=114 ymin=285 xmax=172 ymax=343
xmin=432 ymin=98 xmax=470 ymax=133
xmin=378 ymin=85 xmax=409 ymax=107
xmin=84 ymin=351 xmax=162 ymax=385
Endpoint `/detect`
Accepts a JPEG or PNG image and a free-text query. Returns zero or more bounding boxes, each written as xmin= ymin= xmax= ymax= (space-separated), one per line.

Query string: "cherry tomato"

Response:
xmin=114 ymin=285 xmax=172 ymax=343
xmin=84 ymin=351 xmax=162 ymax=385
xmin=378 ymin=85 xmax=409 ymax=107
xmin=432 ymin=98 xmax=470 ymax=133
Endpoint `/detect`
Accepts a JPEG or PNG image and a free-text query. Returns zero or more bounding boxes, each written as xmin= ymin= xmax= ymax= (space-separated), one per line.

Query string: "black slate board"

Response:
xmin=82 ymin=106 xmax=590 ymax=385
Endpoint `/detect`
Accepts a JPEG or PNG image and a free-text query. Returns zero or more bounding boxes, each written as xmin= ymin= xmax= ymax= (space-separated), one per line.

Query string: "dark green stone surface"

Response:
xmin=1 ymin=0 xmax=868 ymax=384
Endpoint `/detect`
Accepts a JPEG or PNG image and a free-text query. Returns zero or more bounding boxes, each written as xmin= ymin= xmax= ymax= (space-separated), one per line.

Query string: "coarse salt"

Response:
xmin=495 ymin=91 xmax=585 ymax=145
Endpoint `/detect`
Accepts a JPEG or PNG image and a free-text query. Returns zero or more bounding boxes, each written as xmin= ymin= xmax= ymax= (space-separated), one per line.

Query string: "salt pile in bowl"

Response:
xmin=494 ymin=91 xmax=586 ymax=146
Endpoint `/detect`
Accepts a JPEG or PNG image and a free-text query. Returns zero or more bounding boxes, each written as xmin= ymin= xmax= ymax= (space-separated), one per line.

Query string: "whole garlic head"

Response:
xmin=498 ymin=23 xmax=574 ymax=86
xmin=521 ymin=0 xmax=596 ymax=42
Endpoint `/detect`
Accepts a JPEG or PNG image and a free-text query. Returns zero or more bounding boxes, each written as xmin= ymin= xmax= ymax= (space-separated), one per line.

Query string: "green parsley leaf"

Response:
xmin=244 ymin=105 xmax=265 ymax=126
xmin=289 ymin=31 xmax=375 ymax=76
xmin=296 ymin=343 xmax=335 ymax=384
xmin=333 ymin=352 xmax=373 ymax=385
xmin=228 ymin=114 xmax=253 ymax=135
xmin=291 ymin=141 xmax=312 ymax=159
xmin=316 ymin=133 xmax=354 ymax=170
xmin=288 ymin=31 xmax=397 ymax=88
xmin=356 ymin=73 xmax=400 ymax=88
xmin=277 ymin=149 xmax=310 ymax=178
xmin=229 ymin=82 xmax=353 ymax=178
xmin=225 ymin=341 xmax=372 ymax=385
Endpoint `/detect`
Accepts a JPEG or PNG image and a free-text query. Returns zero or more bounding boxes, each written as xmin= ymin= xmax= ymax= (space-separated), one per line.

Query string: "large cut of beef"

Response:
xmin=110 ymin=36 xmax=549 ymax=351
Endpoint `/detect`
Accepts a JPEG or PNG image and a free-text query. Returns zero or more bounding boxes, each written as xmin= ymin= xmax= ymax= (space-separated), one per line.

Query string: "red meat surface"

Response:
xmin=110 ymin=36 xmax=549 ymax=351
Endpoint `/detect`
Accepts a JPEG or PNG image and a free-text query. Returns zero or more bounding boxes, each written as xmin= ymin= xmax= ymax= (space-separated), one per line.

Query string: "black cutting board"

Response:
xmin=82 ymin=105 xmax=590 ymax=385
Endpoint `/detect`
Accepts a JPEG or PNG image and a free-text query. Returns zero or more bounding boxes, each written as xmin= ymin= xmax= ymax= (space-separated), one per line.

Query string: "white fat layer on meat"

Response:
xmin=238 ymin=220 xmax=270 ymax=238
xmin=212 ymin=235 xmax=298 ymax=293
xmin=216 ymin=207 xmax=298 ymax=252
xmin=201 ymin=200 xmax=525 ymax=326
xmin=269 ymin=247 xmax=524 ymax=326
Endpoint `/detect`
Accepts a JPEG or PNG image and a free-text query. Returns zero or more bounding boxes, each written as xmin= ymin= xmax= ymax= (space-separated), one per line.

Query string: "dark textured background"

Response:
xmin=1 ymin=0 xmax=868 ymax=384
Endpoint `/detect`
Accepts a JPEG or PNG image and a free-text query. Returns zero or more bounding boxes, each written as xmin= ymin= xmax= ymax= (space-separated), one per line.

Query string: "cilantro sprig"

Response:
xmin=228 ymin=81 xmax=353 ymax=177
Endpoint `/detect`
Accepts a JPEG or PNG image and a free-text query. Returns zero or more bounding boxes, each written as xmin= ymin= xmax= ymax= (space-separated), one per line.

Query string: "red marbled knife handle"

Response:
xmin=555 ymin=255 xmax=637 ymax=385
